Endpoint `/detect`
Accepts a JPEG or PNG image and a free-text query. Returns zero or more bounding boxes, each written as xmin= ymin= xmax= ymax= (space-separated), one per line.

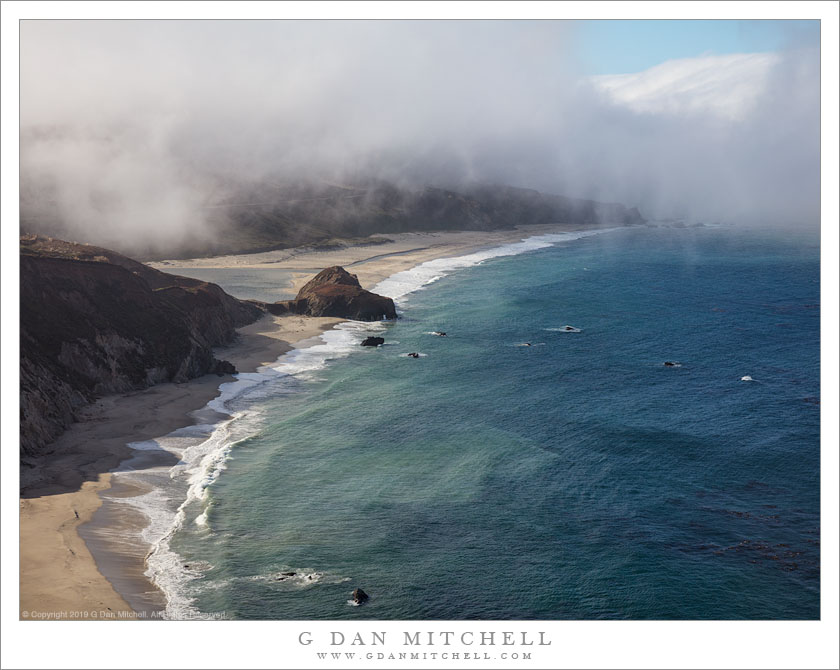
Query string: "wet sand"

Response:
xmin=19 ymin=379 xmax=227 ymax=620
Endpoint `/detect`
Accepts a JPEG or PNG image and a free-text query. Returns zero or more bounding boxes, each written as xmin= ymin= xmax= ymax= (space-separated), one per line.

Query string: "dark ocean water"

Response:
xmin=151 ymin=226 xmax=820 ymax=620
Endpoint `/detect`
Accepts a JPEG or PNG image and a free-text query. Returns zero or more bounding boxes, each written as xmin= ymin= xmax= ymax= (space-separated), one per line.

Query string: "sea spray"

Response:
xmin=144 ymin=419 xmax=241 ymax=619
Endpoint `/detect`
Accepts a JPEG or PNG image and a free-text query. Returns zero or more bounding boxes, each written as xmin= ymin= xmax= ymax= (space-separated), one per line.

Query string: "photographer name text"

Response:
xmin=299 ymin=631 xmax=551 ymax=647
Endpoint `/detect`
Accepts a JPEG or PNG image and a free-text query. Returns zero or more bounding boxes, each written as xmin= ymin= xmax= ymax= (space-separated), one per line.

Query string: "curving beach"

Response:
xmin=19 ymin=224 xmax=587 ymax=618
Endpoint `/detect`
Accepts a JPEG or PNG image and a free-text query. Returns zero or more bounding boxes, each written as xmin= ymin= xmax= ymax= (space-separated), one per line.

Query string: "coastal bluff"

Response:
xmin=257 ymin=266 xmax=397 ymax=321
xmin=20 ymin=235 xmax=264 ymax=456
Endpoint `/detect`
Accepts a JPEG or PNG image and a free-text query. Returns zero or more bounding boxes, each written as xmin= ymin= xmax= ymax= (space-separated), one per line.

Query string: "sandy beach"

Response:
xmin=149 ymin=224 xmax=593 ymax=293
xmin=20 ymin=223 xmax=589 ymax=618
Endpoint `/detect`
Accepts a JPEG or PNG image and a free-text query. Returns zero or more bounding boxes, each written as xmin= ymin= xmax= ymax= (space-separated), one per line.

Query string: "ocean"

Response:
xmin=115 ymin=225 xmax=820 ymax=620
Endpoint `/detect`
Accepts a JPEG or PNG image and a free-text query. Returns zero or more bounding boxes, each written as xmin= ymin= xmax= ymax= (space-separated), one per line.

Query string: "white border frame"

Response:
xmin=2 ymin=3 xmax=837 ymax=669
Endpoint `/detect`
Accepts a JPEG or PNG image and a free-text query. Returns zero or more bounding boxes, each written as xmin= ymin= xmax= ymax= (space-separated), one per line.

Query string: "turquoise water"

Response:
xmin=156 ymin=226 xmax=820 ymax=619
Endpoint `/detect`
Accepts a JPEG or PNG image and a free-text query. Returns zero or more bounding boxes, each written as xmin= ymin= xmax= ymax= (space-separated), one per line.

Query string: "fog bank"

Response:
xmin=20 ymin=20 xmax=820 ymax=251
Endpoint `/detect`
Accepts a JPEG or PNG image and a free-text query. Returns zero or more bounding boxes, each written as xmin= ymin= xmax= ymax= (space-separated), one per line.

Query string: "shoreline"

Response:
xmin=150 ymin=223 xmax=606 ymax=294
xmin=19 ymin=314 xmax=341 ymax=619
xmin=20 ymin=223 xmax=606 ymax=618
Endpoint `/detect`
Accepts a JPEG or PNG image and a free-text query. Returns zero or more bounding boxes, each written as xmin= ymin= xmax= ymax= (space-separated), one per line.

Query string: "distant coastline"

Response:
xmin=22 ymin=180 xmax=645 ymax=263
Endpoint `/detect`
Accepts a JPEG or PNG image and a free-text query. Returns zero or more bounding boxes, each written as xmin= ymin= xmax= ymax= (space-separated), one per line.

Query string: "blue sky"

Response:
xmin=577 ymin=20 xmax=820 ymax=74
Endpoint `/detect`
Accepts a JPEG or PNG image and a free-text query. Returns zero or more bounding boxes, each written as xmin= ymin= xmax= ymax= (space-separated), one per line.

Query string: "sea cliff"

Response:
xmin=19 ymin=235 xmax=264 ymax=456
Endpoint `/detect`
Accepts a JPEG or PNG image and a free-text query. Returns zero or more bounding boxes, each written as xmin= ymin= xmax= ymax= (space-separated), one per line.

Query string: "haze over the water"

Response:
xmin=19 ymin=20 xmax=819 ymax=250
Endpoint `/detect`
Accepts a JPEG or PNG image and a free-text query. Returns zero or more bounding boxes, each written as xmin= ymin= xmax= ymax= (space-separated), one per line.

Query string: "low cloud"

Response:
xmin=19 ymin=20 xmax=820 ymax=252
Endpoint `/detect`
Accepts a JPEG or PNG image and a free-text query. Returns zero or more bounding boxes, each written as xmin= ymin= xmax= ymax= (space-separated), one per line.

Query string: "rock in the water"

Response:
xmin=361 ymin=336 xmax=385 ymax=347
xmin=351 ymin=588 xmax=369 ymax=604
xmin=265 ymin=266 xmax=397 ymax=321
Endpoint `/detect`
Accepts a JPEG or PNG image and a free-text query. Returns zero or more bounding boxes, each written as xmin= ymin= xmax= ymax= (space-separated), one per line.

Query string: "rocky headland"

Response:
xmin=20 ymin=239 xmax=400 ymax=457
xmin=19 ymin=235 xmax=264 ymax=457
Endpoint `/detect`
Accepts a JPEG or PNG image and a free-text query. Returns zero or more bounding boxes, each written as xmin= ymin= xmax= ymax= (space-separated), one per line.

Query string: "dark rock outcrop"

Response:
xmin=212 ymin=360 xmax=238 ymax=376
xmin=361 ymin=336 xmax=385 ymax=347
xmin=351 ymin=588 xmax=369 ymax=604
xmin=263 ymin=266 xmax=397 ymax=321
xmin=20 ymin=235 xmax=263 ymax=456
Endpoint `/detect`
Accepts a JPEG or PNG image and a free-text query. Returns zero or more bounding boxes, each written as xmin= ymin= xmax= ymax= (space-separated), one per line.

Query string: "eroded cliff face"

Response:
xmin=20 ymin=236 xmax=263 ymax=456
xmin=258 ymin=266 xmax=397 ymax=321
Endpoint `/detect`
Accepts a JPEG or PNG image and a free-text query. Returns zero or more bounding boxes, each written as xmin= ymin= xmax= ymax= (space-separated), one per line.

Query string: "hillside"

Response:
xmin=189 ymin=180 xmax=644 ymax=261
xmin=20 ymin=179 xmax=644 ymax=260
xmin=20 ymin=235 xmax=264 ymax=455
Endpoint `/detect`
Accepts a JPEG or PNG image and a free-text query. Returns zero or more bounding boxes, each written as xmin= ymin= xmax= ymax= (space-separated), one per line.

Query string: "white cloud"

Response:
xmin=18 ymin=21 xmax=820 ymax=247
xmin=591 ymin=52 xmax=781 ymax=120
